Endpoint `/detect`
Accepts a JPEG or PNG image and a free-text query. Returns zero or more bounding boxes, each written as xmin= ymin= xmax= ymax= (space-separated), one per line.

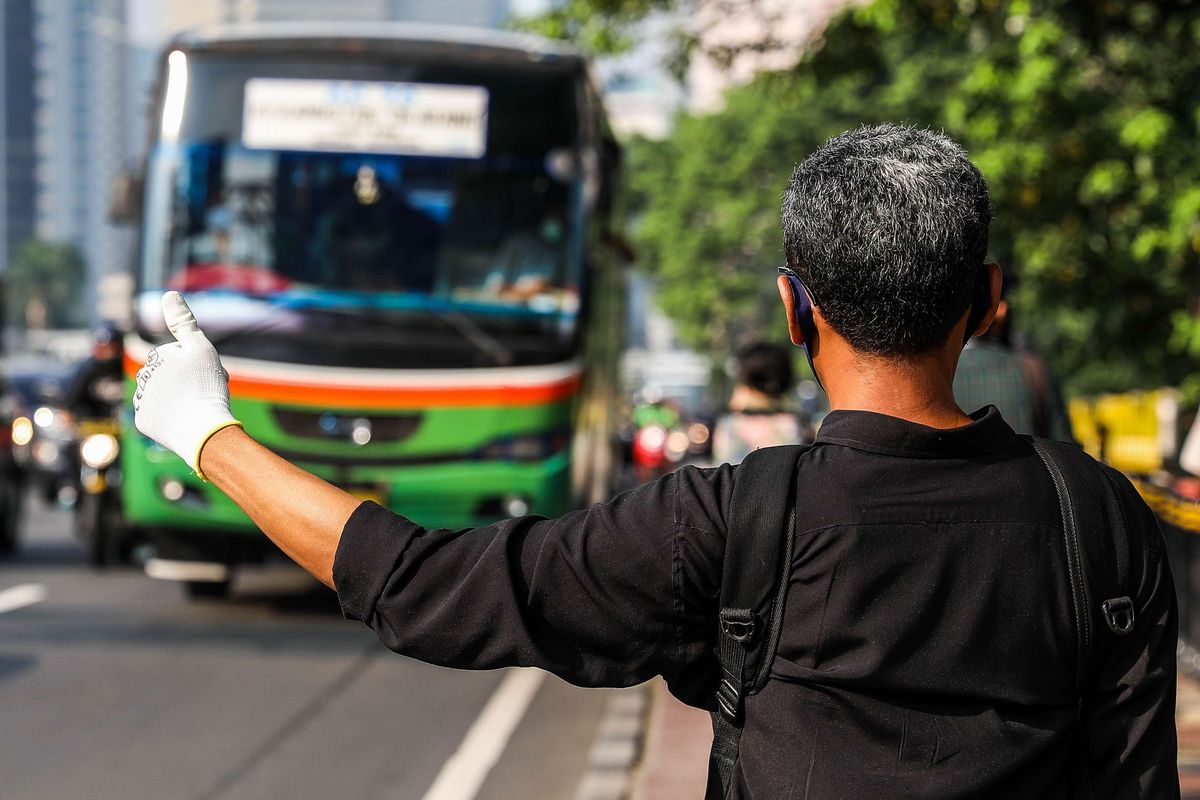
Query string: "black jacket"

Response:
xmin=334 ymin=407 xmax=1178 ymax=798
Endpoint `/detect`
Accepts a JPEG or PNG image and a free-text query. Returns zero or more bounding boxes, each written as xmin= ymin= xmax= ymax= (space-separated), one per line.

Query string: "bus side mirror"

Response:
xmin=109 ymin=168 xmax=143 ymax=225
xmin=602 ymin=230 xmax=636 ymax=265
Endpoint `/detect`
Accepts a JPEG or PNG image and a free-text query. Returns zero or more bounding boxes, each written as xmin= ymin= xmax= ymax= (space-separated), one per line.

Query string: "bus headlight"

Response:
xmin=503 ymin=494 xmax=530 ymax=518
xmin=81 ymin=433 xmax=120 ymax=469
xmin=475 ymin=431 xmax=569 ymax=462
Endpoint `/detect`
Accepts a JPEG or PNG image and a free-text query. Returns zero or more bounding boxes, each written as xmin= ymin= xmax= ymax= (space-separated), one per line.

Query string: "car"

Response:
xmin=6 ymin=360 xmax=78 ymax=509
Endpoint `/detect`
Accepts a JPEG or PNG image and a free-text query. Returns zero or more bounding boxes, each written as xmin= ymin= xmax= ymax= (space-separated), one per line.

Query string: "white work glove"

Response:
xmin=133 ymin=292 xmax=242 ymax=478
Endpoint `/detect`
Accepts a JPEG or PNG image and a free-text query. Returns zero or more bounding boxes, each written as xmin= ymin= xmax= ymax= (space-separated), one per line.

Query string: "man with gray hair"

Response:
xmin=133 ymin=124 xmax=1178 ymax=797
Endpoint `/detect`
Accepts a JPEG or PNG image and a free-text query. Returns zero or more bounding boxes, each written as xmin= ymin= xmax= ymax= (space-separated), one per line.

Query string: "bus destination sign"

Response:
xmin=242 ymin=78 xmax=489 ymax=158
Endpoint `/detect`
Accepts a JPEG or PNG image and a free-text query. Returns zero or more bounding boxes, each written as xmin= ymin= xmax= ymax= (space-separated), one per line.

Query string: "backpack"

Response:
xmin=705 ymin=438 xmax=1137 ymax=799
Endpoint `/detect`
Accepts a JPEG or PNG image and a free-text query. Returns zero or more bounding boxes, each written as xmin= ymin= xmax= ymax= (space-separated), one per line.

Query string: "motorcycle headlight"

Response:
xmin=81 ymin=433 xmax=120 ymax=469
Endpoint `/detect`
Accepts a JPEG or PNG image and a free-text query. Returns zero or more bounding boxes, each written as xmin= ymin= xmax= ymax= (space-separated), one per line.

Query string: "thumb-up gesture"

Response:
xmin=133 ymin=292 xmax=242 ymax=478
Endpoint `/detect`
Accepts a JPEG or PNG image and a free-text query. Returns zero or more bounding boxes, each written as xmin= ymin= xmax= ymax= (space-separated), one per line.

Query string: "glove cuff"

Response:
xmin=192 ymin=419 xmax=245 ymax=481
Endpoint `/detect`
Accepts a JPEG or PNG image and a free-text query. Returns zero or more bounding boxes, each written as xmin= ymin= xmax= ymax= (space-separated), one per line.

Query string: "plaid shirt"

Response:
xmin=954 ymin=338 xmax=1075 ymax=442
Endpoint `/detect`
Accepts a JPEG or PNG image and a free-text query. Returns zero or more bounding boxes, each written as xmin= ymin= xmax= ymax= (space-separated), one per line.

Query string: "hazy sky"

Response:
xmin=123 ymin=0 xmax=556 ymax=45
xmin=125 ymin=0 xmax=163 ymax=45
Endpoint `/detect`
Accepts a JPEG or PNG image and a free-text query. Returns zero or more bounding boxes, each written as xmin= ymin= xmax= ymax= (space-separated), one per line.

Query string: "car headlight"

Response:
xmin=32 ymin=440 xmax=60 ymax=466
xmin=34 ymin=406 xmax=75 ymax=440
xmin=11 ymin=416 xmax=33 ymax=447
xmin=81 ymin=433 xmax=120 ymax=469
xmin=32 ymin=406 xmax=55 ymax=428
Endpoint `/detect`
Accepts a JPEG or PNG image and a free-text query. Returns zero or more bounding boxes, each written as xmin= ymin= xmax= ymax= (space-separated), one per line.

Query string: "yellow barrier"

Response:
xmin=1069 ymin=389 xmax=1179 ymax=475
xmin=1130 ymin=477 xmax=1200 ymax=533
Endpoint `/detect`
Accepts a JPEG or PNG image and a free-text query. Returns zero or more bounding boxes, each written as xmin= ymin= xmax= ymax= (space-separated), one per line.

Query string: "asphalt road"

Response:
xmin=0 ymin=495 xmax=620 ymax=800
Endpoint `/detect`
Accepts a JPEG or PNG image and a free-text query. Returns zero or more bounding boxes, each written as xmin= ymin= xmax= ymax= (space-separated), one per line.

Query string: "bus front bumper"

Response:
xmin=122 ymin=440 xmax=574 ymax=539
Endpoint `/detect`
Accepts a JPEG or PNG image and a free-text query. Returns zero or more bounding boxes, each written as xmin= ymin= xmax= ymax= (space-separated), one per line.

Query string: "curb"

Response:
xmin=571 ymin=686 xmax=650 ymax=800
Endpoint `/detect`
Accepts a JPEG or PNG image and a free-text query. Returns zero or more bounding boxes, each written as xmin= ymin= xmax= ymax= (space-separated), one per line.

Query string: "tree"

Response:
xmin=536 ymin=0 xmax=1200 ymax=395
xmin=516 ymin=0 xmax=793 ymax=80
xmin=6 ymin=240 xmax=87 ymax=330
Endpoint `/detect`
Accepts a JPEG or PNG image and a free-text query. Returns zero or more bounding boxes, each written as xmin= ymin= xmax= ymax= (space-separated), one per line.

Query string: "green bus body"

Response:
xmin=121 ymin=393 xmax=576 ymax=532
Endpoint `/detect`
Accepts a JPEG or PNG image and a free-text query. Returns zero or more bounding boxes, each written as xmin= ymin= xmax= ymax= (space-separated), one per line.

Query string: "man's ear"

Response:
xmin=777 ymin=275 xmax=805 ymax=346
xmin=970 ymin=262 xmax=1004 ymax=338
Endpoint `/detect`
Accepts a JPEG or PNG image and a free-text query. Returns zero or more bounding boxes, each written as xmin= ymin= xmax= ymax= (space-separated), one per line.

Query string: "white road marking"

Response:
xmin=421 ymin=668 xmax=547 ymax=800
xmin=0 ymin=583 xmax=47 ymax=615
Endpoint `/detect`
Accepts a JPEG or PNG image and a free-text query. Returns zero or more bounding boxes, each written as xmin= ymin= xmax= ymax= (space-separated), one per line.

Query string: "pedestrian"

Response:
xmin=711 ymin=342 xmax=808 ymax=464
xmin=954 ymin=264 xmax=1076 ymax=442
xmin=133 ymin=124 xmax=1178 ymax=798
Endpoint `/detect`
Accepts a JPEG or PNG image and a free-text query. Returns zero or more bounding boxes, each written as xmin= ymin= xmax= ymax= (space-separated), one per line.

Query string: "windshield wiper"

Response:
xmin=432 ymin=308 xmax=514 ymax=367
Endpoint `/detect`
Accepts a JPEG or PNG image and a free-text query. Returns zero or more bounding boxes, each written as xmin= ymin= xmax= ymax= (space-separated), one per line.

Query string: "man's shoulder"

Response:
xmin=1030 ymin=440 xmax=1165 ymax=578
xmin=667 ymin=461 xmax=738 ymax=539
xmin=648 ymin=454 xmax=807 ymax=538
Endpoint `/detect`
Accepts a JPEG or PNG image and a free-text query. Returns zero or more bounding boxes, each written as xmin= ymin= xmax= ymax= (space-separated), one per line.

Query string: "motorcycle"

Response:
xmin=75 ymin=417 xmax=126 ymax=566
xmin=630 ymin=420 xmax=706 ymax=483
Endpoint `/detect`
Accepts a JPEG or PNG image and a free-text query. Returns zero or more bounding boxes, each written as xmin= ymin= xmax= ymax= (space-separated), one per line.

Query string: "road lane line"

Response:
xmin=421 ymin=668 xmax=547 ymax=800
xmin=0 ymin=583 xmax=46 ymax=615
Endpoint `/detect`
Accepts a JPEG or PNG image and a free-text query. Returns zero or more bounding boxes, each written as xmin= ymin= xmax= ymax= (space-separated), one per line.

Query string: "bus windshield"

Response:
xmin=137 ymin=52 xmax=586 ymax=369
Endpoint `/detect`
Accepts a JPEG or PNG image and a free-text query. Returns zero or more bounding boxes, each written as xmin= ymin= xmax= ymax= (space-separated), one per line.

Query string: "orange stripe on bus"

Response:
xmin=126 ymin=354 xmax=580 ymax=408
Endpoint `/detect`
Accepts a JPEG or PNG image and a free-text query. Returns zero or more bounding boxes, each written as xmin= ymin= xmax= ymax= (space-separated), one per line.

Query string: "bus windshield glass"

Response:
xmin=137 ymin=52 xmax=586 ymax=369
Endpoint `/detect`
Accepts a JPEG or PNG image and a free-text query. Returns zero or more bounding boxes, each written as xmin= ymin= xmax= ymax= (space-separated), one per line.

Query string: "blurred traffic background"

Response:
xmin=1 ymin=1 xmax=1199 ymax=798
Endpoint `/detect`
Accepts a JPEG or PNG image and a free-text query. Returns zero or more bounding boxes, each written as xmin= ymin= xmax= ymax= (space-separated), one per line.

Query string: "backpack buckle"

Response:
xmin=1101 ymin=596 xmax=1135 ymax=635
xmin=720 ymin=613 xmax=756 ymax=643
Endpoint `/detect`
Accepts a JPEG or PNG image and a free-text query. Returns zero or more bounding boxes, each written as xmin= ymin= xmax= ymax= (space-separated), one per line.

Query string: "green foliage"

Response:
xmin=512 ymin=1 xmax=786 ymax=81
xmin=616 ymin=0 xmax=1200 ymax=395
xmin=6 ymin=240 xmax=87 ymax=329
xmin=513 ymin=0 xmax=678 ymax=55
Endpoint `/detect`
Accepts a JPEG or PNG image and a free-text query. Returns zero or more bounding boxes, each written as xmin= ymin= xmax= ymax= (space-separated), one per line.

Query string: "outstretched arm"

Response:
xmin=134 ymin=293 xmax=727 ymax=693
xmin=133 ymin=291 xmax=359 ymax=588
xmin=199 ymin=426 xmax=358 ymax=587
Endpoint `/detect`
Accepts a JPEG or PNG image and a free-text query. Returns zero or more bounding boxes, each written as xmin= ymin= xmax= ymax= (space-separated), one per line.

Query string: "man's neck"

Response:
xmin=818 ymin=343 xmax=972 ymax=429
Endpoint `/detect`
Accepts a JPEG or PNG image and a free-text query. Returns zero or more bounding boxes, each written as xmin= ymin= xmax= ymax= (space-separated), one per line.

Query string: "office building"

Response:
xmin=0 ymin=0 xmax=37 ymax=268
xmin=32 ymin=0 xmax=132 ymax=318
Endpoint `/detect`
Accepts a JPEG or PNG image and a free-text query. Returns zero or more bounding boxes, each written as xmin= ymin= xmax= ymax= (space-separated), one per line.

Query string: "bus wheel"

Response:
xmin=184 ymin=579 xmax=232 ymax=600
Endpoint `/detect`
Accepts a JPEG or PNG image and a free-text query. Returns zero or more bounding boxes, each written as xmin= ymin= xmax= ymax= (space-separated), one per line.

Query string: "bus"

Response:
xmin=119 ymin=23 xmax=625 ymax=597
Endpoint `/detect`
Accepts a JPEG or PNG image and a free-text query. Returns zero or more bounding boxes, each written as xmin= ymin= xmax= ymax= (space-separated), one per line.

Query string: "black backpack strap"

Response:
xmin=706 ymin=445 xmax=807 ymax=800
xmin=1027 ymin=437 xmax=1134 ymax=693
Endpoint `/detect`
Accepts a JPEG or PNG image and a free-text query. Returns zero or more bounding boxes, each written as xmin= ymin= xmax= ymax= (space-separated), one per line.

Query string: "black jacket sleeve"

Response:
xmin=1082 ymin=468 xmax=1180 ymax=799
xmin=332 ymin=465 xmax=732 ymax=694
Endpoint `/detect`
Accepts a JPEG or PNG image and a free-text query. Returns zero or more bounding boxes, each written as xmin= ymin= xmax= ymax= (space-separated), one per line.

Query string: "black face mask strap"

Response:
xmin=778 ymin=267 xmax=822 ymax=389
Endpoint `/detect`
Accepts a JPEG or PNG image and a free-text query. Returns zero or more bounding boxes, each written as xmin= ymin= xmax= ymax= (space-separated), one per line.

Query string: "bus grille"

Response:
xmin=271 ymin=408 xmax=422 ymax=444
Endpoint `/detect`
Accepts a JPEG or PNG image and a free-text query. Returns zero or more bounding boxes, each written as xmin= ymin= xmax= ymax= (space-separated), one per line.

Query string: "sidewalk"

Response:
xmin=631 ymin=674 xmax=1200 ymax=798
xmin=630 ymin=679 xmax=710 ymax=800
xmin=1179 ymin=673 xmax=1200 ymax=797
